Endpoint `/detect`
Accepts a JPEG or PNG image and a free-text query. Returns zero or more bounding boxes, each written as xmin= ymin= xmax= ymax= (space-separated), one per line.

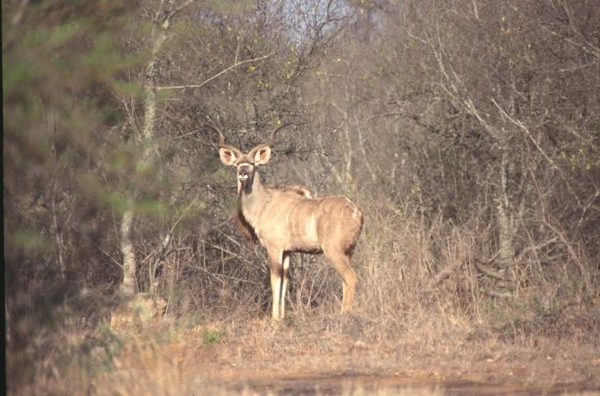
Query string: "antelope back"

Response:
xmin=255 ymin=191 xmax=363 ymax=254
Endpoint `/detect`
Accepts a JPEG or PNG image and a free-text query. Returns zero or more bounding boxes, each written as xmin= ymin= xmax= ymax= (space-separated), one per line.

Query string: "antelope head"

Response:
xmin=209 ymin=124 xmax=289 ymax=194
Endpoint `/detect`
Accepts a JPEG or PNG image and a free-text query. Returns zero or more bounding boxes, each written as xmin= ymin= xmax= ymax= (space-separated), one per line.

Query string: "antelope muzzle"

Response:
xmin=237 ymin=163 xmax=253 ymax=184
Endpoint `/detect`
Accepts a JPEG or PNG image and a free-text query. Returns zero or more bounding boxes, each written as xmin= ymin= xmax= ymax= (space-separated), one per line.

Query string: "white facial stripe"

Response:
xmin=237 ymin=163 xmax=253 ymax=170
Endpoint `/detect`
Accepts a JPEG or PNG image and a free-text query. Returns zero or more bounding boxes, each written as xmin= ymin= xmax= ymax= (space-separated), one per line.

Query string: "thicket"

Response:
xmin=4 ymin=0 xmax=599 ymax=392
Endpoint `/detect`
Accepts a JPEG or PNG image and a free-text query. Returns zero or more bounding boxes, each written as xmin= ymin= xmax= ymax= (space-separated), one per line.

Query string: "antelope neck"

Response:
xmin=239 ymin=172 xmax=270 ymax=227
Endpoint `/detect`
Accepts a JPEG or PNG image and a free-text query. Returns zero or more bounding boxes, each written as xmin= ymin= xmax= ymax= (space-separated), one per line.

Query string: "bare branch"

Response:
xmin=474 ymin=260 xmax=507 ymax=281
xmin=156 ymin=53 xmax=273 ymax=91
xmin=490 ymin=97 xmax=557 ymax=170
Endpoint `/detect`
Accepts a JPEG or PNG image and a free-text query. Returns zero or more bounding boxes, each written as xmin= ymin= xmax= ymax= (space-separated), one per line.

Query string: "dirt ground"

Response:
xmin=49 ymin=299 xmax=596 ymax=395
xmin=101 ymin=319 xmax=600 ymax=395
xmin=194 ymin=346 xmax=600 ymax=395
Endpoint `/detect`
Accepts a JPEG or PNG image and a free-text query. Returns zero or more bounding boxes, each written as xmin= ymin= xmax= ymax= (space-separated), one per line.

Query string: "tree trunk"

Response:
xmin=118 ymin=1 xmax=193 ymax=296
xmin=120 ymin=208 xmax=136 ymax=296
xmin=496 ymin=151 xmax=516 ymax=280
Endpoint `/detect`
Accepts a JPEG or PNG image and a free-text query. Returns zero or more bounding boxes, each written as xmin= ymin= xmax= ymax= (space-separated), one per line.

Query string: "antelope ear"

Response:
xmin=254 ymin=146 xmax=272 ymax=165
xmin=219 ymin=148 xmax=238 ymax=166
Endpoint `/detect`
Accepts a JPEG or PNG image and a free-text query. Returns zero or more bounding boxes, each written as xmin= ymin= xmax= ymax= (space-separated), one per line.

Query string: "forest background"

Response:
xmin=4 ymin=0 xmax=599 ymax=393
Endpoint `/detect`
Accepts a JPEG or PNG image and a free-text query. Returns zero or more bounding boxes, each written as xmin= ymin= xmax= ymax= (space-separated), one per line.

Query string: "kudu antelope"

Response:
xmin=210 ymin=124 xmax=363 ymax=321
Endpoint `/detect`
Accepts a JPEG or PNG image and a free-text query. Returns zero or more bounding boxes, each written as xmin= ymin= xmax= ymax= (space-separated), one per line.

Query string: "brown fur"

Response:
xmin=234 ymin=205 xmax=258 ymax=243
xmin=285 ymin=185 xmax=312 ymax=198
xmin=234 ymin=186 xmax=258 ymax=243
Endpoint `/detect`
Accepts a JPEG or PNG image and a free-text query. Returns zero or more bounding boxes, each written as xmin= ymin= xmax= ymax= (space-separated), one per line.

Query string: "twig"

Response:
xmin=156 ymin=53 xmax=273 ymax=91
xmin=490 ymin=97 xmax=557 ymax=170
xmin=426 ymin=259 xmax=463 ymax=289
xmin=69 ymin=224 xmax=123 ymax=269
xmin=474 ymin=260 xmax=506 ymax=281
xmin=490 ymin=97 xmax=583 ymax=208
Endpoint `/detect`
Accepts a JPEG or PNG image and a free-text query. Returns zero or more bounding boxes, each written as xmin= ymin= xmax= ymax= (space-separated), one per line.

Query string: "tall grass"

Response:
xmin=7 ymin=196 xmax=599 ymax=394
xmin=142 ymin=193 xmax=600 ymax=344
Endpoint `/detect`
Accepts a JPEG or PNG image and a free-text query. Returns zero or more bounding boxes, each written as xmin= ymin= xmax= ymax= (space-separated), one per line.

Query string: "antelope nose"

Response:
xmin=237 ymin=166 xmax=252 ymax=181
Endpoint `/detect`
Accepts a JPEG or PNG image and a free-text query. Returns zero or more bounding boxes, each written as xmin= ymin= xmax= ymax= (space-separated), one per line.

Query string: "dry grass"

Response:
xmin=12 ymin=312 xmax=599 ymax=395
xmin=7 ymin=203 xmax=600 ymax=395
